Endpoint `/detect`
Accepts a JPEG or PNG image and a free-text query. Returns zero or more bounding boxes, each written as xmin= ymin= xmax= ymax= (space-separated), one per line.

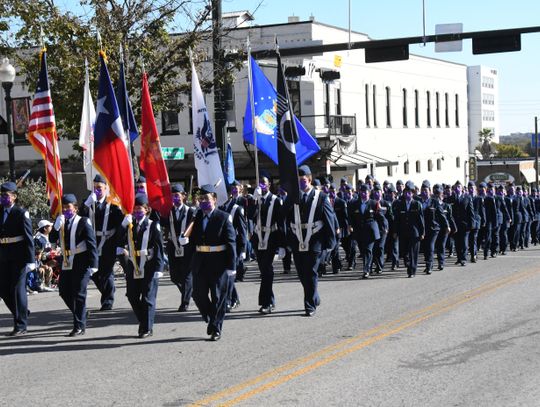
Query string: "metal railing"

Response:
xmin=298 ymin=114 xmax=356 ymax=138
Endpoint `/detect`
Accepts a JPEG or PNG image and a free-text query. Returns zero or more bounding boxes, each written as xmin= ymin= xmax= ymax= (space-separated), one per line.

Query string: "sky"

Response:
xmin=221 ymin=0 xmax=540 ymax=135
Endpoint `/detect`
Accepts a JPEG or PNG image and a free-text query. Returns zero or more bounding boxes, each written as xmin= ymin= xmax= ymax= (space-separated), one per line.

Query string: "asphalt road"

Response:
xmin=1 ymin=247 xmax=540 ymax=407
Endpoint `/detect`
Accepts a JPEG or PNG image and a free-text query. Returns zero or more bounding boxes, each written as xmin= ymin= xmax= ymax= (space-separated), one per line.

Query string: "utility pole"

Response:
xmin=535 ymin=116 xmax=538 ymax=187
xmin=212 ymin=0 xmax=226 ymax=159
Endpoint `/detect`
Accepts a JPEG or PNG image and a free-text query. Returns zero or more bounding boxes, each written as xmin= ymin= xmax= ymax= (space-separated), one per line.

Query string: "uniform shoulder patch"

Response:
xmin=24 ymin=211 xmax=30 ymax=219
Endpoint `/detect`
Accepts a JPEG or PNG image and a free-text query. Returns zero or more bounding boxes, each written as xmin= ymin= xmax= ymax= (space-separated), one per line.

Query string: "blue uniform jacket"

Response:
xmin=0 ymin=205 xmax=34 ymax=265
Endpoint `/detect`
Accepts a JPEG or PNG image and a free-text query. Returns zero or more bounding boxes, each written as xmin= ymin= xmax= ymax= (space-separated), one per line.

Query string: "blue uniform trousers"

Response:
xmin=91 ymin=253 xmax=116 ymax=308
xmin=423 ymin=230 xmax=439 ymax=270
xmin=257 ymin=249 xmax=275 ymax=307
xmin=499 ymin=223 xmax=509 ymax=253
xmin=455 ymin=228 xmax=470 ymax=262
xmin=0 ymin=261 xmax=28 ymax=331
xmin=292 ymin=251 xmax=322 ymax=313
xmin=468 ymin=229 xmax=479 ymax=259
xmin=400 ymin=236 xmax=421 ymax=275
xmin=373 ymin=233 xmax=387 ymax=272
xmin=126 ymin=273 xmax=159 ymax=333
xmin=169 ymin=257 xmax=193 ymax=308
xmin=435 ymin=230 xmax=448 ymax=268
xmin=193 ymin=269 xmax=229 ymax=335
xmin=59 ymin=267 xmax=92 ymax=331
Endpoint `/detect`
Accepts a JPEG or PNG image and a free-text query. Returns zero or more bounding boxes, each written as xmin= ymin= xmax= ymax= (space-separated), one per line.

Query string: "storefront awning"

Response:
xmin=520 ymin=167 xmax=537 ymax=183
xmin=326 ymin=150 xmax=398 ymax=170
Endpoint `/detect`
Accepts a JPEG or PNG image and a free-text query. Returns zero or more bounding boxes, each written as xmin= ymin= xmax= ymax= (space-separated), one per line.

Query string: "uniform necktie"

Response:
xmin=203 ymin=215 xmax=209 ymax=231
xmin=2 ymin=209 xmax=8 ymax=224
xmin=302 ymin=193 xmax=307 ymax=205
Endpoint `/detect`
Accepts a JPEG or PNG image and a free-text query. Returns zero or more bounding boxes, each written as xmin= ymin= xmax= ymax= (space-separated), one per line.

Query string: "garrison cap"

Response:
xmin=467 ymin=181 xmax=476 ymax=187
xmin=171 ymin=184 xmax=184 ymax=193
xmin=61 ymin=194 xmax=78 ymax=205
xmin=136 ymin=176 xmax=146 ymax=184
xmin=396 ymin=179 xmax=404 ymax=186
xmin=359 ymin=184 xmax=369 ymax=192
xmin=199 ymin=184 xmax=216 ymax=195
xmin=298 ymin=165 xmax=312 ymax=176
xmin=479 ymin=182 xmax=487 ymax=188
xmin=93 ymin=174 xmax=107 ymax=184
xmin=134 ymin=193 xmax=149 ymax=206
xmin=432 ymin=184 xmax=442 ymax=194
xmin=373 ymin=184 xmax=382 ymax=191
xmin=387 ymin=184 xmax=396 ymax=193
xmin=313 ymin=179 xmax=321 ymax=187
xmin=340 ymin=177 xmax=348 ymax=183
xmin=1 ymin=181 xmax=17 ymax=193
xmin=421 ymin=180 xmax=431 ymax=188
xmin=365 ymin=174 xmax=374 ymax=181
xmin=404 ymin=181 xmax=415 ymax=191
xmin=454 ymin=180 xmax=462 ymax=187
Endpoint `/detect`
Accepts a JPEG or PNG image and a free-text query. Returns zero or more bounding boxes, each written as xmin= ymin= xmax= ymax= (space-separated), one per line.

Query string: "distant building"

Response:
xmin=467 ymin=65 xmax=499 ymax=153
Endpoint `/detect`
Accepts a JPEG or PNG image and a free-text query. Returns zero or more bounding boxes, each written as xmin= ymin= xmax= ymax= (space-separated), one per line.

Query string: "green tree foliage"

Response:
xmin=493 ymin=143 xmax=528 ymax=158
xmin=478 ymin=128 xmax=494 ymax=143
xmin=0 ymin=177 xmax=50 ymax=227
xmin=0 ymin=0 xmax=246 ymax=139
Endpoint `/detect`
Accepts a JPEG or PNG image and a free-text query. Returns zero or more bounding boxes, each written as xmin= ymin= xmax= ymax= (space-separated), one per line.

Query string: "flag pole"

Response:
xmin=84 ymin=57 xmax=96 ymax=228
xmin=121 ymin=44 xmax=138 ymax=184
xmin=247 ymin=37 xmax=260 ymax=187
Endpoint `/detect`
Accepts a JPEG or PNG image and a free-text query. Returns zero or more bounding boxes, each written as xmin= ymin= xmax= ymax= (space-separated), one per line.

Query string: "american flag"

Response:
xmin=27 ymin=50 xmax=63 ymax=216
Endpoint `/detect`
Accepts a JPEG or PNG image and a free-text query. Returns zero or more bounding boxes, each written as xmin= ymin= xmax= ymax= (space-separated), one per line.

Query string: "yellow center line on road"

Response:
xmin=189 ymin=268 xmax=539 ymax=407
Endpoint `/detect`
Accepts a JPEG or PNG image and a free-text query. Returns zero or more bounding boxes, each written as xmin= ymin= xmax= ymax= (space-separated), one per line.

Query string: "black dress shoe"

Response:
xmin=424 ymin=268 xmax=432 ymax=275
xmin=138 ymin=330 xmax=153 ymax=339
xmin=438 ymin=266 xmax=444 ymax=271
xmin=283 ymin=269 xmax=290 ymax=274
xmin=259 ymin=306 xmax=272 ymax=314
xmin=68 ymin=328 xmax=85 ymax=337
xmin=210 ymin=331 xmax=221 ymax=341
xmin=8 ymin=329 xmax=27 ymax=337
xmin=178 ymin=304 xmax=189 ymax=312
xmin=99 ymin=305 xmax=112 ymax=311
xmin=305 ymin=310 xmax=316 ymax=317
xmin=362 ymin=272 xmax=370 ymax=279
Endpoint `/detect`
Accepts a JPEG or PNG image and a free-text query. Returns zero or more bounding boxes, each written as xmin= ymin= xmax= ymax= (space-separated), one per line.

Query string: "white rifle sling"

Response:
xmin=169 ymin=206 xmax=187 ymax=257
xmin=131 ymin=219 xmax=153 ymax=280
xmin=64 ymin=215 xmax=82 ymax=270
xmin=292 ymin=189 xmax=321 ymax=252
xmin=95 ymin=203 xmax=111 ymax=256
xmin=257 ymin=194 xmax=277 ymax=250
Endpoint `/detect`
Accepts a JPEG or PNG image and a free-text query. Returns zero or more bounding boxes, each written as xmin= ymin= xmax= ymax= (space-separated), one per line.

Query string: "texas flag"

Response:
xmin=93 ymin=52 xmax=134 ymax=214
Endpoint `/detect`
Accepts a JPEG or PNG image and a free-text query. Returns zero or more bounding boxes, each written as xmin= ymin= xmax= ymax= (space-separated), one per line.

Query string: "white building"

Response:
xmin=0 ymin=13 xmax=473 ymax=189
xmin=467 ymin=65 xmax=499 ymax=153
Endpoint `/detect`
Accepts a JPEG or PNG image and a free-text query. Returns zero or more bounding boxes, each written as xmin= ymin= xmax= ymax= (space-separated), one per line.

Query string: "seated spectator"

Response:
xmin=34 ymin=220 xmax=58 ymax=291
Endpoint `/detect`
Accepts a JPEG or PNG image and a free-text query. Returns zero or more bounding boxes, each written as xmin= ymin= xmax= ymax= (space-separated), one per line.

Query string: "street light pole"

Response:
xmin=535 ymin=116 xmax=538 ymax=188
xmin=0 ymin=58 xmax=16 ymax=181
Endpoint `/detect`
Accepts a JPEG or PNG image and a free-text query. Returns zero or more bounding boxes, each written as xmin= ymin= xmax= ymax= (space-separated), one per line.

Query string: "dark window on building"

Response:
xmin=335 ymin=87 xmax=341 ymax=116
xmin=456 ymin=157 xmax=461 ymax=168
xmin=444 ymin=92 xmax=449 ymax=127
xmin=416 ymin=160 xmax=421 ymax=173
xmin=404 ymin=161 xmax=409 ymax=175
xmin=428 ymin=159 xmax=433 ymax=172
xmin=414 ymin=90 xmax=419 ymax=127
xmin=437 ymin=158 xmax=442 ymax=170
xmin=373 ymin=85 xmax=377 ymax=127
xmin=402 ymin=88 xmax=407 ymax=127
xmin=323 ymin=83 xmax=330 ymax=126
xmin=365 ymin=84 xmax=370 ymax=128
xmin=162 ymin=111 xmax=180 ymax=135
xmin=435 ymin=92 xmax=440 ymax=127
xmin=426 ymin=91 xmax=431 ymax=127
xmin=455 ymin=94 xmax=459 ymax=127
xmin=385 ymin=86 xmax=391 ymax=127
xmin=188 ymin=93 xmax=193 ymax=134
xmin=387 ymin=165 xmax=393 ymax=176
xmin=287 ymin=80 xmax=301 ymax=117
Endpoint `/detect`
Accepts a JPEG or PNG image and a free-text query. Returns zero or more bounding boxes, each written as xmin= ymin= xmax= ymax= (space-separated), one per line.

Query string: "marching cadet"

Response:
xmin=419 ymin=181 xmax=448 ymax=274
xmin=446 ymin=181 xmax=474 ymax=266
xmin=393 ymin=181 xmax=425 ymax=278
xmin=252 ymin=176 xmax=285 ymax=314
xmin=286 ymin=165 xmax=336 ymax=316
xmin=0 ymin=181 xmax=35 ymax=336
xmin=163 ymin=184 xmax=196 ymax=312
xmin=52 ymin=194 xmax=98 ymax=337
xmin=220 ymin=183 xmax=247 ymax=312
xmin=384 ymin=184 xmax=400 ymax=270
xmin=488 ymin=183 xmax=508 ymax=257
xmin=522 ymin=188 xmax=534 ymax=248
xmin=433 ymin=184 xmax=455 ymax=271
xmin=329 ymin=183 xmax=348 ymax=274
xmin=341 ymin=184 xmax=357 ymax=270
xmin=395 ymin=180 xmax=404 ymax=198
xmin=479 ymin=182 xmax=497 ymax=260
xmin=371 ymin=184 xmax=392 ymax=274
xmin=119 ymin=194 xmax=164 ymax=338
xmin=277 ymin=185 xmax=293 ymax=274
xmin=467 ymin=181 xmax=485 ymax=263
xmin=79 ymin=174 xmax=123 ymax=311
xmin=498 ymin=185 xmax=513 ymax=255
xmin=179 ymin=184 xmax=236 ymax=341
xmin=531 ymin=188 xmax=540 ymax=245
xmin=507 ymin=185 xmax=525 ymax=251
xmin=134 ymin=176 xmax=160 ymax=222
xmin=348 ymin=184 xmax=382 ymax=279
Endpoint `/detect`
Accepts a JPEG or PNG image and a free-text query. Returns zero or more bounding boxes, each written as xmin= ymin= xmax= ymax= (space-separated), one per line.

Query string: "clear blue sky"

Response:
xmin=223 ymin=0 xmax=540 ymax=135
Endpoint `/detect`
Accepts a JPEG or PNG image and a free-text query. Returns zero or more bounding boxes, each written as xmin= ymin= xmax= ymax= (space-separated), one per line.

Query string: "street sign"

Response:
xmin=161 ymin=147 xmax=185 ymax=160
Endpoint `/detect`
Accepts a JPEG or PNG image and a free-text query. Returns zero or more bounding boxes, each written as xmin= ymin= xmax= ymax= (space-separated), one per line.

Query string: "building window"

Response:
xmin=416 ymin=160 xmax=421 ymax=173
xmin=385 ymin=86 xmax=391 ymax=127
xmin=435 ymin=92 xmax=440 ymax=127
xmin=335 ymin=87 xmax=341 ymax=116
xmin=287 ymin=80 xmax=301 ymax=117
xmin=428 ymin=159 xmax=433 ymax=172
xmin=365 ymin=84 xmax=370 ymax=128
xmin=161 ymin=110 xmax=179 ymax=135
xmin=426 ymin=91 xmax=431 ymax=127
xmin=455 ymin=94 xmax=459 ymax=127
xmin=223 ymin=83 xmax=237 ymax=131
xmin=456 ymin=157 xmax=461 ymax=168
xmin=444 ymin=92 xmax=449 ymax=127
xmin=402 ymin=88 xmax=407 ymax=127
xmin=373 ymin=85 xmax=377 ymax=127
xmin=404 ymin=161 xmax=409 ymax=175
xmin=323 ymin=83 xmax=330 ymax=126
xmin=437 ymin=158 xmax=442 ymax=170
xmin=387 ymin=165 xmax=393 ymax=177
xmin=414 ymin=90 xmax=419 ymax=127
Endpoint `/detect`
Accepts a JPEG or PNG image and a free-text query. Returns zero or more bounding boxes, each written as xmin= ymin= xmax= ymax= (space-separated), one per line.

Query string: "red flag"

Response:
xmin=27 ymin=50 xmax=63 ymax=217
xmin=140 ymin=72 xmax=172 ymax=217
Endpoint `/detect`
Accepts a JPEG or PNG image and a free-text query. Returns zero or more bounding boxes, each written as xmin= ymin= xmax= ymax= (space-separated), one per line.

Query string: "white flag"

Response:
xmin=78 ymin=59 xmax=96 ymax=191
xmin=191 ymin=59 xmax=227 ymax=205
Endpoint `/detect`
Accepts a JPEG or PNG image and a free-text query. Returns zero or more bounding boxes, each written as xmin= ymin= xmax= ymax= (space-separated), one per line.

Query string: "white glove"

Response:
xmin=54 ymin=214 xmax=65 ymax=231
xmin=278 ymin=248 xmax=286 ymax=259
xmin=89 ymin=268 xmax=98 ymax=275
xmin=121 ymin=214 xmax=132 ymax=228
xmin=253 ymin=186 xmax=262 ymax=200
xmin=226 ymin=269 xmax=236 ymax=277
xmin=84 ymin=192 xmax=97 ymax=207
xmin=178 ymin=236 xmax=189 ymax=245
xmin=116 ymin=247 xmax=128 ymax=256
xmin=240 ymin=252 xmax=246 ymax=260
xmin=25 ymin=263 xmax=36 ymax=272
xmin=154 ymin=271 xmax=164 ymax=279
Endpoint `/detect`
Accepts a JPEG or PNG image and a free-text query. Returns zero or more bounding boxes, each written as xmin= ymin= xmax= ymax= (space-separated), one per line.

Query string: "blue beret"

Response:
xmin=93 ymin=174 xmax=107 ymax=184
xmin=200 ymin=184 xmax=216 ymax=195
xmin=171 ymin=183 xmax=184 ymax=193
xmin=136 ymin=176 xmax=146 ymax=184
xmin=134 ymin=193 xmax=149 ymax=206
xmin=1 ymin=181 xmax=17 ymax=193
xmin=298 ymin=165 xmax=311 ymax=176
xmin=61 ymin=194 xmax=78 ymax=205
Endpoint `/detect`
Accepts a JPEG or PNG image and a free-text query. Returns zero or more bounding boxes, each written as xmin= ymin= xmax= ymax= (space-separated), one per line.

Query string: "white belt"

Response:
xmin=64 ymin=241 xmax=88 ymax=256
xmin=0 ymin=236 xmax=24 ymax=244
xmin=196 ymin=245 xmax=227 ymax=253
xmin=135 ymin=249 xmax=154 ymax=257
xmin=260 ymin=225 xmax=278 ymax=232
xmin=96 ymin=229 xmax=116 ymax=237
xmin=290 ymin=220 xmax=324 ymax=233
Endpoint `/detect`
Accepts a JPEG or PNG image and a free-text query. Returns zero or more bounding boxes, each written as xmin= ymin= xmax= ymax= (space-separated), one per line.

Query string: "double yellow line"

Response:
xmin=189 ymin=268 xmax=539 ymax=406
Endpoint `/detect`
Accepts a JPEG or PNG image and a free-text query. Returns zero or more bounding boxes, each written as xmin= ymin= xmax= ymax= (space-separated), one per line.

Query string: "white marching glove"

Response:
xmin=240 ymin=252 xmax=246 ymax=260
xmin=116 ymin=247 xmax=128 ymax=256
xmin=89 ymin=268 xmax=98 ymax=275
xmin=154 ymin=271 xmax=164 ymax=279
xmin=278 ymin=247 xmax=286 ymax=259
xmin=84 ymin=192 xmax=97 ymax=207
xmin=253 ymin=186 xmax=262 ymax=201
xmin=53 ymin=214 xmax=65 ymax=231
xmin=226 ymin=269 xmax=236 ymax=277
xmin=25 ymin=263 xmax=36 ymax=272
xmin=121 ymin=214 xmax=133 ymax=228
xmin=178 ymin=236 xmax=189 ymax=245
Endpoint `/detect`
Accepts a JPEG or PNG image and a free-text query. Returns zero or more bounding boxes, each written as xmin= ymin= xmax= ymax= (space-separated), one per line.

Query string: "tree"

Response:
xmin=477 ymin=128 xmax=496 ymax=159
xmin=0 ymin=0 xmax=248 ymax=139
xmin=478 ymin=128 xmax=494 ymax=144
xmin=0 ymin=177 xmax=50 ymax=227
xmin=493 ymin=143 xmax=527 ymax=158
